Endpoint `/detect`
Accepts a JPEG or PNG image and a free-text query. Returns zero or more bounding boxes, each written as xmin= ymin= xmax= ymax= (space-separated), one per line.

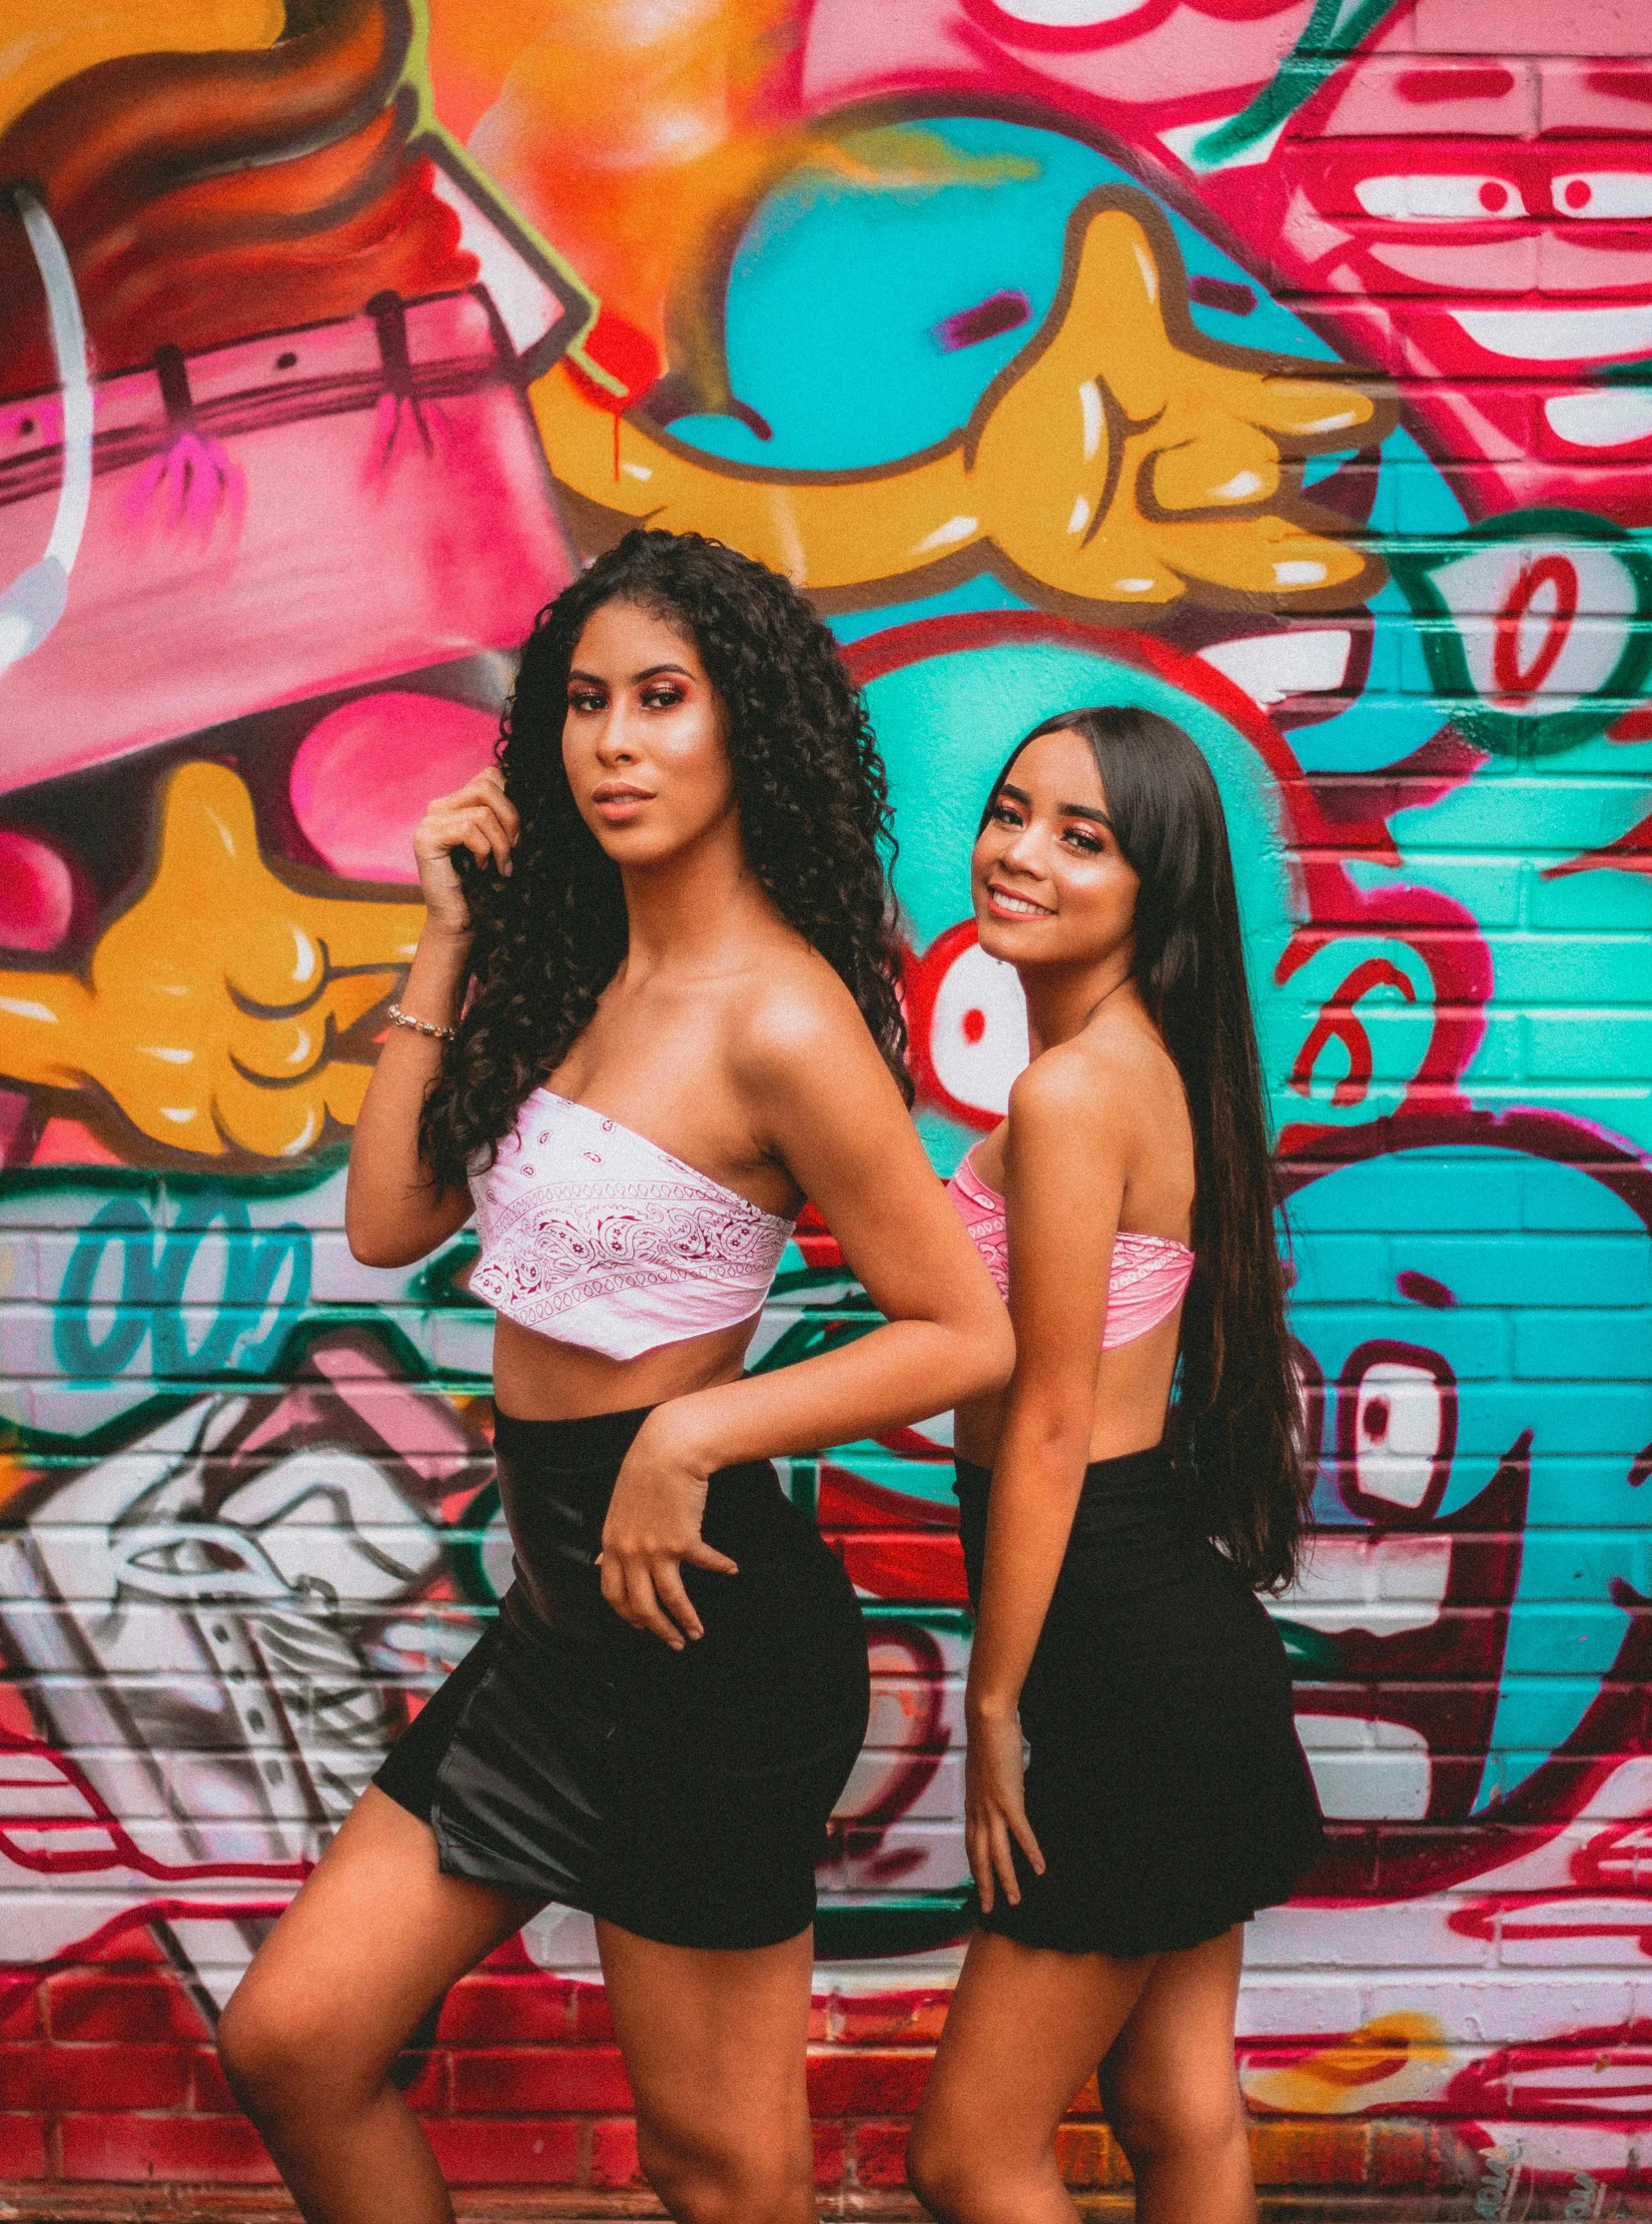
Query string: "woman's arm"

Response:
xmin=597 ymin=978 xmax=1016 ymax=1647
xmin=964 ymin=1052 xmax=1127 ymax=1908
xmin=344 ymin=770 xmax=519 ymax=1267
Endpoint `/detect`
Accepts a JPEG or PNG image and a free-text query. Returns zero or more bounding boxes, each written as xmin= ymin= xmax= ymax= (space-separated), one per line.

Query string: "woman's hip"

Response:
xmin=493 ymin=1403 xmax=830 ymax=1631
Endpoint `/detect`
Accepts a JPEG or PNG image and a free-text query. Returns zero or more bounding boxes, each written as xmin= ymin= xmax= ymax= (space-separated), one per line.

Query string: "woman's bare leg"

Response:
xmin=1099 ymin=1926 xmax=1254 ymax=2224
xmin=597 ymin=1917 xmax=818 ymax=2224
xmin=906 ymin=1929 xmax=1156 ymax=2224
xmin=217 ymin=1787 xmax=540 ymax=2224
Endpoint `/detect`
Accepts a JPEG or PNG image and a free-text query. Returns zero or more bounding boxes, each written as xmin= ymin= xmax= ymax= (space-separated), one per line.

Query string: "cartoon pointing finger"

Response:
xmin=0 ymin=760 xmax=423 ymax=1157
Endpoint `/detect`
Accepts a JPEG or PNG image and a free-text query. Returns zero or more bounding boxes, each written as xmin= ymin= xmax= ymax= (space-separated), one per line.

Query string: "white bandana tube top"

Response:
xmin=468 ymin=1091 xmax=796 ymax=1362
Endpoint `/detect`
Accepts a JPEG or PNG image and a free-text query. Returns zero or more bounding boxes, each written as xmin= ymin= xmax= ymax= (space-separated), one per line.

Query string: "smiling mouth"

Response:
xmin=986 ymin=885 xmax=1055 ymax=919
xmin=1273 ymin=1436 xmax=1530 ymax=1890
xmin=1449 ymin=303 xmax=1652 ymax=363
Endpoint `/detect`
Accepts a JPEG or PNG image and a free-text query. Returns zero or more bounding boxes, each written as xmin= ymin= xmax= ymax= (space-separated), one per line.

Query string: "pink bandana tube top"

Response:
xmin=946 ymin=1148 xmax=1194 ymax=1348
xmin=468 ymin=1091 xmax=795 ymax=1362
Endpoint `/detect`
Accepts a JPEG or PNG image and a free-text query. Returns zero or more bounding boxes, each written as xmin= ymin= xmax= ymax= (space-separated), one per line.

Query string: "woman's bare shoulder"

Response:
xmin=724 ymin=941 xmax=881 ymax=1092
xmin=1008 ymin=1020 xmax=1177 ymax=1159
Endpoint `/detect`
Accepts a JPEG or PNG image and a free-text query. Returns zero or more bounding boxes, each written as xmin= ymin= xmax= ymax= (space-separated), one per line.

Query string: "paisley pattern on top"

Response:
xmin=946 ymin=1147 xmax=1195 ymax=1349
xmin=468 ymin=1091 xmax=795 ymax=1361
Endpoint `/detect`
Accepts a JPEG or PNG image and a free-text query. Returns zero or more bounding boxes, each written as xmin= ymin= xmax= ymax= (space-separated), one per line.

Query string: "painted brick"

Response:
xmin=59 ymin=2113 xmax=281 ymax=2183
xmin=0 ymin=2113 xmax=48 ymax=2179
xmin=1248 ymin=2120 xmax=1371 ymax=2187
xmin=570 ymin=1982 xmax=615 ymax=2041
xmin=1056 ymin=2124 xmax=1132 ymax=2190
xmin=813 ymin=2119 xmax=846 ymax=2188
xmin=437 ymin=1974 xmax=575 ymax=2044
xmin=807 ymin=2049 xmax=931 ymax=2117
xmin=448 ymin=2045 xmax=632 ymax=2114
xmin=0 ymin=1982 xmax=40 ymax=2042
xmin=0 ymin=2040 xmax=191 ymax=2111
xmin=850 ymin=2119 xmax=911 ymax=2189
xmin=589 ymin=2116 xmax=644 ymax=2189
xmin=835 ymin=1532 xmax=970 ymax=1604
xmin=827 ymin=1990 xmax=952 ymax=2045
xmin=421 ymin=2116 xmax=581 ymax=2186
xmin=44 ymin=1971 xmax=210 ymax=2044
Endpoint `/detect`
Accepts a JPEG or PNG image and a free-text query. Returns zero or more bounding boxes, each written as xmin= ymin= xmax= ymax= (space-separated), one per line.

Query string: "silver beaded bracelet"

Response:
xmin=388 ymin=1003 xmax=456 ymax=1045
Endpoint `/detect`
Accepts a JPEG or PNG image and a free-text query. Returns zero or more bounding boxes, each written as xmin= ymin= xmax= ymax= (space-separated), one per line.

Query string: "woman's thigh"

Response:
xmin=221 ymin=1786 xmax=541 ymax=2093
xmin=915 ymin=1928 xmax=1156 ymax=2167
xmin=595 ymin=1917 xmax=816 ymax=2173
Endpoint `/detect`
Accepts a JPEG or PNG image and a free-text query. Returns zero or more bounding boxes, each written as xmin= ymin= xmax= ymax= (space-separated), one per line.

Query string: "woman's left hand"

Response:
xmin=965 ymin=1702 xmax=1046 ymax=1914
xmin=598 ymin=1409 xmax=738 ymax=1649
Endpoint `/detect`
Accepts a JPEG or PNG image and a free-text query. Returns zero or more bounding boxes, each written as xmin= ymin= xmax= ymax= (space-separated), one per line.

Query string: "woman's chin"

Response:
xmin=589 ymin=821 xmax=678 ymax=867
xmin=975 ymin=913 xmax=1043 ymax=965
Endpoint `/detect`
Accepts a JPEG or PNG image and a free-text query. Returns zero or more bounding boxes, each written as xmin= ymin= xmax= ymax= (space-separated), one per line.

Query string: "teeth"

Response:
xmin=993 ymin=891 xmax=1050 ymax=916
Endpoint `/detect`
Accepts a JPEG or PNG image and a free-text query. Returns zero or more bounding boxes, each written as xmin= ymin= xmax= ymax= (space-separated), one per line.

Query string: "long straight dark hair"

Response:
xmin=984 ymin=705 xmax=1311 ymax=1590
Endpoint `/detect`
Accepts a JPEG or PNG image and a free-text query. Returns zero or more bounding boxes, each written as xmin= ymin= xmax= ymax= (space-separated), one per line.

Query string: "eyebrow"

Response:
xmin=567 ymin=663 xmax=694 ymax=685
xmin=998 ymin=781 xmax=1115 ymax=830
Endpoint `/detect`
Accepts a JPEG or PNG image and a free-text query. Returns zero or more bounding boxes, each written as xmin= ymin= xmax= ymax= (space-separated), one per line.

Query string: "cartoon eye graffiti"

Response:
xmin=1387 ymin=510 xmax=1652 ymax=757
xmin=1553 ymin=173 xmax=1652 ymax=220
xmin=1334 ymin=1340 xmax=1457 ymax=1526
xmin=905 ymin=921 xmax=1030 ymax=1129
xmin=1353 ymin=175 xmax=1527 ymax=222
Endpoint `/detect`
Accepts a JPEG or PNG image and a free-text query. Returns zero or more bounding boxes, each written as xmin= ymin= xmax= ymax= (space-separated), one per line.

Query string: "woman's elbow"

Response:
xmin=958 ymin=1305 xmax=1016 ymax=1397
xmin=345 ymin=1208 xmax=423 ymax=1270
xmin=346 ymin=1221 xmax=401 ymax=1269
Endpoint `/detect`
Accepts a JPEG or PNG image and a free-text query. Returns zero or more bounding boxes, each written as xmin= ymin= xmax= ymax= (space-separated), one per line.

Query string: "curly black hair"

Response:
xmin=417 ymin=528 xmax=911 ymax=1186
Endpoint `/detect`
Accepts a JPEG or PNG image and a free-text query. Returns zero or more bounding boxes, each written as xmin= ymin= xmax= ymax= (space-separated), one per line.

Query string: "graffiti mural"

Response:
xmin=1 ymin=0 xmax=1649 ymax=2201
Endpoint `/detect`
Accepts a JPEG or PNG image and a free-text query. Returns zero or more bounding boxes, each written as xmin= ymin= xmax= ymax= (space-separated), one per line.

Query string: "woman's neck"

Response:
xmin=617 ymin=813 xmax=777 ymax=983
xmin=1019 ymin=953 xmax=1137 ymax=1060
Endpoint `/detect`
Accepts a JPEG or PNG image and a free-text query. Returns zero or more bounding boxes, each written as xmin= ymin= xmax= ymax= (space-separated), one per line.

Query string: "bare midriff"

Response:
xmin=489 ymin=1311 xmax=760 ymax=1422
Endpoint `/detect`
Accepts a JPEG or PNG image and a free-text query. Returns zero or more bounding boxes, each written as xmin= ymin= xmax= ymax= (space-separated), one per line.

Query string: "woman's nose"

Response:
xmin=594 ymin=710 xmax=640 ymax=763
xmin=1002 ymin=822 xmax=1045 ymax=874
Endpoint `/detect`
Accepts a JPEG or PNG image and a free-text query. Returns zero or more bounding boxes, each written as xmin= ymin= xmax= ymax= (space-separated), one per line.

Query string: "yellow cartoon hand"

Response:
xmin=964 ymin=192 xmax=1388 ymax=607
xmin=1 ymin=762 xmax=424 ymax=1157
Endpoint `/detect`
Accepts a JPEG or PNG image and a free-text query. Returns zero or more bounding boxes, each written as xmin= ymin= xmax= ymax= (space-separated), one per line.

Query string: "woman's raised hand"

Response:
xmin=412 ymin=766 xmax=520 ymax=938
xmin=598 ymin=1409 xmax=739 ymax=1649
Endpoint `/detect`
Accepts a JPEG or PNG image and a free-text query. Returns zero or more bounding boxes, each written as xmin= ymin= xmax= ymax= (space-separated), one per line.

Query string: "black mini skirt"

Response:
xmin=955 ymin=1444 xmax=1323 ymax=1957
xmin=376 ymin=1406 xmax=870 ymax=1950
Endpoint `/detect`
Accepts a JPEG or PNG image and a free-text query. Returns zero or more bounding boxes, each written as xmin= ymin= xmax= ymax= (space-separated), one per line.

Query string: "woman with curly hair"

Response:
xmin=906 ymin=709 xmax=1322 ymax=2224
xmin=218 ymin=529 xmax=1012 ymax=2224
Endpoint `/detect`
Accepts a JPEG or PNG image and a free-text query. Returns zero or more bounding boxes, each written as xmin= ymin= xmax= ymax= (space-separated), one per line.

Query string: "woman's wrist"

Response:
xmin=395 ymin=925 xmax=472 ymax=1027
xmin=414 ymin=918 xmax=474 ymax=968
xmin=637 ymin=1395 xmax=722 ymax=1479
xmin=966 ymin=1684 xmax=1021 ymax=1726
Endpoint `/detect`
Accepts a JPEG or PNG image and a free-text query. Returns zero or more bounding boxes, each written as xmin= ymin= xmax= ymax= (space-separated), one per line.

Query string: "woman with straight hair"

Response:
xmin=907 ymin=706 xmax=1322 ymax=2224
xmin=217 ymin=527 xmax=1012 ymax=2224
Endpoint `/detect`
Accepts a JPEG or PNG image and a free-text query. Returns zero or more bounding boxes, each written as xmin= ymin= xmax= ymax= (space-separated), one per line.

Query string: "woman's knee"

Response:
xmin=1105 ymin=2064 xmax=1247 ymax=2170
xmin=907 ymin=2108 xmax=1012 ymax=2224
xmin=217 ymin=1983 xmax=304 ymax=2119
xmin=635 ymin=2120 xmax=813 ymax=2224
xmin=906 ymin=2118 xmax=965 ymax=2221
xmin=217 ymin=1979 xmax=377 ymax=2128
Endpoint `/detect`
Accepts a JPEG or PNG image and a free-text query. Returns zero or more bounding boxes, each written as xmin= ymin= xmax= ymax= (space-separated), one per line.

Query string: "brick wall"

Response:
xmin=2 ymin=0 xmax=1651 ymax=2213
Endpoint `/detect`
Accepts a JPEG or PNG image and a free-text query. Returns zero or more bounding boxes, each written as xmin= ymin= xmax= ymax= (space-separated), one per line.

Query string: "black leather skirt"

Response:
xmin=955 ymin=1443 xmax=1323 ymax=1956
xmin=376 ymin=1406 xmax=870 ymax=1949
